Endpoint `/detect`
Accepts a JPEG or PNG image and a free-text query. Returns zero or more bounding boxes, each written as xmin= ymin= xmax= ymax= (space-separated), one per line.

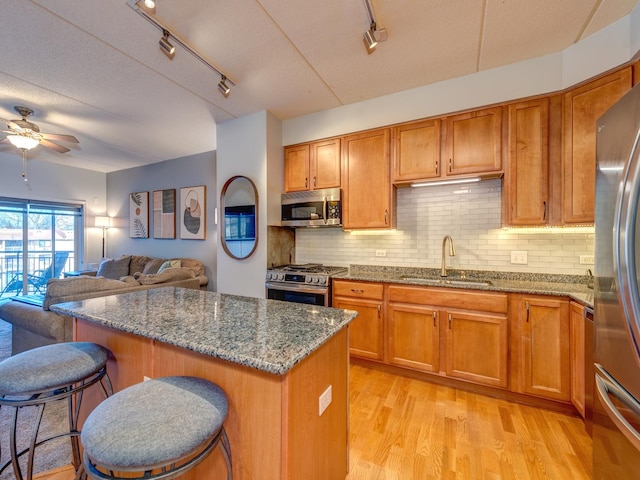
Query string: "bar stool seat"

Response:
xmin=0 ymin=342 xmax=112 ymax=480
xmin=81 ymin=376 xmax=232 ymax=480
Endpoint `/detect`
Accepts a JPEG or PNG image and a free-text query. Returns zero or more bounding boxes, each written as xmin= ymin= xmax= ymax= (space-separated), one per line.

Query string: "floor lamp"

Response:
xmin=94 ymin=216 xmax=112 ymax=259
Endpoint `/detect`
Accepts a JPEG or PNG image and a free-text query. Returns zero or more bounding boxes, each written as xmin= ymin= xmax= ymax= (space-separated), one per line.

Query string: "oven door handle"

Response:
xmin=265 ymin=282 xmax=329 ymax=295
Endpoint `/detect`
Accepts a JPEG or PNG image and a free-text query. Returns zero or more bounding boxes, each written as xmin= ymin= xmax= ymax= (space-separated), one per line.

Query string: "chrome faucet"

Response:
xmin=441 ymin=235 xmax=456 ymax=277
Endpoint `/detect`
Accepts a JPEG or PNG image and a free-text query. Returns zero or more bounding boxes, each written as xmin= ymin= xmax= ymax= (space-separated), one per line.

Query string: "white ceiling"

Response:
xmin=0 ymin=0 xmax=638 ymax=173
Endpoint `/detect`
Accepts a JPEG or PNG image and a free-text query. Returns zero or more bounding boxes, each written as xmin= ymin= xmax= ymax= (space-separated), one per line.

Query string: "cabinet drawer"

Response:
xmin=388 ymin=285 xmax=507 ymax=314
xmin=333 ymin=280 xmax=384 ymax=300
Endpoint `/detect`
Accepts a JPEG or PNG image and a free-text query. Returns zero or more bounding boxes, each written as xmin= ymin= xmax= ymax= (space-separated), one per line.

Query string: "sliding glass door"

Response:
xmin=0 ymin=197 xmax=83 ymax=297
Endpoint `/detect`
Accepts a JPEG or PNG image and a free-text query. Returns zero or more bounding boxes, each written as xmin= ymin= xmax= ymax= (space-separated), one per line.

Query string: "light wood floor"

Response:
xmin=346 ymin=364 xmax=592 ymax=480
xmin=35 ymin=365 xmax=593 ymax=480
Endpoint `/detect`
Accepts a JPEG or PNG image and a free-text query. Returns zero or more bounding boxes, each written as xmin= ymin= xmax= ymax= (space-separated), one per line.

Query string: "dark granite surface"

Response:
xmin=337 ymin=265 xmax=594 ymax=307
xmin=50 ymin=287 xmax=357 ymax=375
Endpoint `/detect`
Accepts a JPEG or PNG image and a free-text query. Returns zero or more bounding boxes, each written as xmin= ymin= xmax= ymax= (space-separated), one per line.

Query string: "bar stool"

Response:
xmin=0 ymin=341 xmax=112 ymax=480
xmin=81 ymin=376 xmax=232 ymax=480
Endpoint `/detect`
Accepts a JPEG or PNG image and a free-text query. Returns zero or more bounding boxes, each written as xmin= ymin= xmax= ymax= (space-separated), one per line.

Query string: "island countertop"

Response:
xmin=50 ymin=287 xmax=357 ymax=375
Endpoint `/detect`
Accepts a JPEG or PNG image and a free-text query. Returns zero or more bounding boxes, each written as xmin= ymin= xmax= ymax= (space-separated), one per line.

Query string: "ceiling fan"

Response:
xmin=0 ymin=106 xmax=79 ymax=153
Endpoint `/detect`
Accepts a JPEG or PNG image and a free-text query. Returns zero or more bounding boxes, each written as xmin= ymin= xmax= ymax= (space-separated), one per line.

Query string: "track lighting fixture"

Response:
xmin=363 ymin=24 xmax=378 ymax=53
xmin=218 ymin=76 xmax=230 ymax=97
xmin=128 ymin=0 xmax=236 ymax=97
xmin=159 ymin=29 xmax=175 ymax=58
xmin=362 ymin=0 xmax=387 ymax=54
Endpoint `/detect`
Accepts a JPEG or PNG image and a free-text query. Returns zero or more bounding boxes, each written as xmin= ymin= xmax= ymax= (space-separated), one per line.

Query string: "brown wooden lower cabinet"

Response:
xmin=514 ymin=295 xmax=571 ymax=402
xmin=336 ymin=280 xmax=581 ymax=411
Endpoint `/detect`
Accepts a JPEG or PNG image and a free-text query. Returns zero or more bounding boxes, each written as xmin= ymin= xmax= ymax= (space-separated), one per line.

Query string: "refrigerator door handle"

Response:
xmin=595 ymin=364 xmax=640 ymax=451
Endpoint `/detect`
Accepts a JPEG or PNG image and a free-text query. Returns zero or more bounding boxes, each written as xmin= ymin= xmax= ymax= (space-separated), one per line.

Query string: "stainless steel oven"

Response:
xmin=265 ymin=264 xmax=347 ymax=307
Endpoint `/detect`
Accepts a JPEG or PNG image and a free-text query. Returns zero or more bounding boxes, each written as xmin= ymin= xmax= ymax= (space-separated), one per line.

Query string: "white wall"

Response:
xmin=283 ymin=5 xmax=640 ymax=146
xmin=216 ymin=111 xmax=281 ymax=297
xmin=106 ymin=152 xmax=217 ymax=288
xmin=295 ymin=180 xmax=594 ymax=276
xmin=0 ymin=155 xmax=107 ymax=270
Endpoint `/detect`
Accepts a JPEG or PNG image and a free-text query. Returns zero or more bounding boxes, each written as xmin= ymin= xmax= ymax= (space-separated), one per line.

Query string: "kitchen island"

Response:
xmin=50 ymin=287 xmax=357 ymax=480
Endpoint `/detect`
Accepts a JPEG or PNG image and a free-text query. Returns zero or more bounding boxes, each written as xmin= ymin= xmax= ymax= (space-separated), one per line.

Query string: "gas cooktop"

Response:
xmin=266 ymin=264 xmax=348 ymax=284
xmin=270 ymin=263 xmax=347 ymax=274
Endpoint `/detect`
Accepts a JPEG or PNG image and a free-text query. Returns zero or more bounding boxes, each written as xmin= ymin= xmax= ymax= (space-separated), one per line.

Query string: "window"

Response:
xmin=0 ymin=197 xmax=84 ymax=297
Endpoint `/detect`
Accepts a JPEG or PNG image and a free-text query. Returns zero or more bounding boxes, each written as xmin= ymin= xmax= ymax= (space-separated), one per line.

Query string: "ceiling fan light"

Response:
xmin=7 ymin=134 xmax=39 ymax=150
xmin=159 ymin=30 xmax=175 ymax=58
xmin=218 ymin=76 xmax=230 ymax=97
xmin=363 ymin=27 xmax=378 ymax=53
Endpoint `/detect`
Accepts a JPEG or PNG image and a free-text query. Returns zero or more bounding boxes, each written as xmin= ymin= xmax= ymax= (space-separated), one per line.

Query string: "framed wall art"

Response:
xmin=180 ymin=186 xmax=206 ymax=240
xmin=153 ymin=188 xmax=176 ymax=239
xmin=129 ymin=191 xmax=149 ymax=238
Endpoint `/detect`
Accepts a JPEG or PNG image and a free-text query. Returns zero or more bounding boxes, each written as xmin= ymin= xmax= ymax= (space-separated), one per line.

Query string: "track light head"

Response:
xmin=159 ymin=29 xmax=175 ymax=58
xmin=218 ymin=76 xmax=230 ymax=97
xmin=363 ymin=24 xmax=378 ymax=53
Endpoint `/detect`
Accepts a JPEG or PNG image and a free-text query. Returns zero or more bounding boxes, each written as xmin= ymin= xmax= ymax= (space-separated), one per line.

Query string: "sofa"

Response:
xmin=0 ymin=255 xmax=208 ymax=355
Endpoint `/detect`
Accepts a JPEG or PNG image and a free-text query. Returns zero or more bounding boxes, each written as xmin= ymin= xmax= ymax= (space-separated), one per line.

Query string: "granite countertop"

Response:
xmin=50 ymin=287 xmax=358 ymax=375
xmin=337 ymin=265 xmax=594 ymax=307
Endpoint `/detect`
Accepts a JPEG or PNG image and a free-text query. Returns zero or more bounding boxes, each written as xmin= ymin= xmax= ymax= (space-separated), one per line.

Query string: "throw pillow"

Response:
xmin=142 ymin=258 xmax=165 ymax=275
xmin=129 ymin=255 xmax=151 ymax=275
xmin=97 ymin=256 xmax=131 ymax=280
xmin=134 ymin=267 xmax=195 ymax=285
xmin=157 ymin=259 xmax=181 ymax=273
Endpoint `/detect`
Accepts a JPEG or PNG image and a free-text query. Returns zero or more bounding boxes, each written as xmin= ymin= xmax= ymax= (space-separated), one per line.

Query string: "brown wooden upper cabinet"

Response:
xmin=393 ymin=119 xmax=441 ymax=183
xmin=504 ymin=98 xmax=550 ymax=226
xmin=284 ymin=138 xmax=341 ymax=192
xmin=443 ymin=106 xmax=503 ymax=177
xmin=562 ymin=67 xmax=632 ymax=224
xmin=342 ymin=128 xmax=394 ymax=230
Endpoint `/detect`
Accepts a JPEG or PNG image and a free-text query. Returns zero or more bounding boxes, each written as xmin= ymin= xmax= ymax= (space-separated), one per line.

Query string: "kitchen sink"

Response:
xmin=400 ymin=277 xmax=492 ymax=287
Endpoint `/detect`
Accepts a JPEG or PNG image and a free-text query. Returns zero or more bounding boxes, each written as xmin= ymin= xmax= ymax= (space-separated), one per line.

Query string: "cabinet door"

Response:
xmin=393 ymin=119 xmax=441 ymax=183
xmin=334 ymin=297 xmax=384 ymax=361
xmin=505 ymin=98 xmax=549 ymax=226
xmin=284 ymin=144 xmax=310 ymax=192
xmin=342 ymin=129 xmax=393 ymax=229
xmin=520 ymin=296 xmax=570 ymax=401
xmin=570 ymin=301 xmax=585 ymax=417
xmin=311 ymin=138 xmax=341 ymax=190
xmin=563 ymin=67 xmax=632 ymax=223
xmin=445 ymin=310 xmax=508 ymax=388
xmin=388 ymin=303 xmax=439 ymax=373
xmin=444 ymin=106 xmax=502 ymax=176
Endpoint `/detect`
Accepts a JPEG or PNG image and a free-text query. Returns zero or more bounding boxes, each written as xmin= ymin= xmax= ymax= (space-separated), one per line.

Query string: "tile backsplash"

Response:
xmin=295 ymin=179 xmax=594 ymax=275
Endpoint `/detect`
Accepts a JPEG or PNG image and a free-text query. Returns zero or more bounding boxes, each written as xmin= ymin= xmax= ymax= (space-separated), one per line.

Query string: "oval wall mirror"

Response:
xmin=220 ymin=176 xmax=258 ymax=259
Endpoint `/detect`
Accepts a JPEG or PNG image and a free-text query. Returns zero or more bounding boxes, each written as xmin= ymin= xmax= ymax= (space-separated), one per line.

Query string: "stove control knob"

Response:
xmin=266 ymin=272 xmax=272 ymax=280
xmin=278 ymin=273 xmax=285 ymax=281
xmin=313 ymin=277 xmax=320 ymax=284
xmin=319 ymin=277 xmax=327 ymax=285
xmin=305 ymin=276 xmax=312 ymax=283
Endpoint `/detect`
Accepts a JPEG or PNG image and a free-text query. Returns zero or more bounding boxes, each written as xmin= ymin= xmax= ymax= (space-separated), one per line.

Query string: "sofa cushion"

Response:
xmin=97 ymin=256 xmax=131 ymax=279
xmin=157 ymin=259 xmax=181 ymax=273
xmin=43 ymin=276 xmax=132 ymax=310
xmin=133 ymin=267 xmax=195 ymax=285
xmin=129 ymin=255 xmax=151 ymax=275
xmin=142 ymin=258 xmax=166 ymax=275
xmin=176 ymin=258 xmax=204 ymax=278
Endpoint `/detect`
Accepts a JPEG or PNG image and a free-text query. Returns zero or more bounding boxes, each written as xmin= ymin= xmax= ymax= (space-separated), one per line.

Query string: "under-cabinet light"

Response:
xmin=411 ymin=178 xmax=481 ymax=188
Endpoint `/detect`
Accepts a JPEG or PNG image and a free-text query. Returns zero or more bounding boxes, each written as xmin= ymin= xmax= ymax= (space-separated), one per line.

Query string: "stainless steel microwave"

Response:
xmin=281 ymin=188 xmax=342 ymax=227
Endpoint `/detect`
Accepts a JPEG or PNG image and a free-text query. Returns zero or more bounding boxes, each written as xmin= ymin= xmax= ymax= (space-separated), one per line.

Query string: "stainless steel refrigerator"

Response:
xmin=594 ymin=81 xmax=640 ymax=478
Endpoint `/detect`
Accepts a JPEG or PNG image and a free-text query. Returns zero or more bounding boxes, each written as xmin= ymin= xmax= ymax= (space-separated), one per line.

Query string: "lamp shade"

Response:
xmin=7 ymin=134 xmax=39 ymax=150
xmin=95 ymin=216 xmax=112 ymax=228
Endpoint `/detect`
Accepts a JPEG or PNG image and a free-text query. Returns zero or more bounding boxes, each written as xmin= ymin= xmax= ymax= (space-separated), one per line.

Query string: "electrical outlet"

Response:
xmin=319 ymin=385 xmax=332 ymax=416
xmin=375 ymin=250 xmax=387 ymax=257
xmin=580 ymin=255 xmax=595 ymax=265
xmin=511 ymin=251 xmax=528 ymax=265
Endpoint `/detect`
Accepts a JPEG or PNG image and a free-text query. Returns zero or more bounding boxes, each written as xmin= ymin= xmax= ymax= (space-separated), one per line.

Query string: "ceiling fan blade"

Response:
xmin=0 ymin=117 xmax=24 ymax=132
xmin=41 ymin=132 xmax=79 ymax=143
xmin=39 ymin=138 xmax=70 ymax=153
